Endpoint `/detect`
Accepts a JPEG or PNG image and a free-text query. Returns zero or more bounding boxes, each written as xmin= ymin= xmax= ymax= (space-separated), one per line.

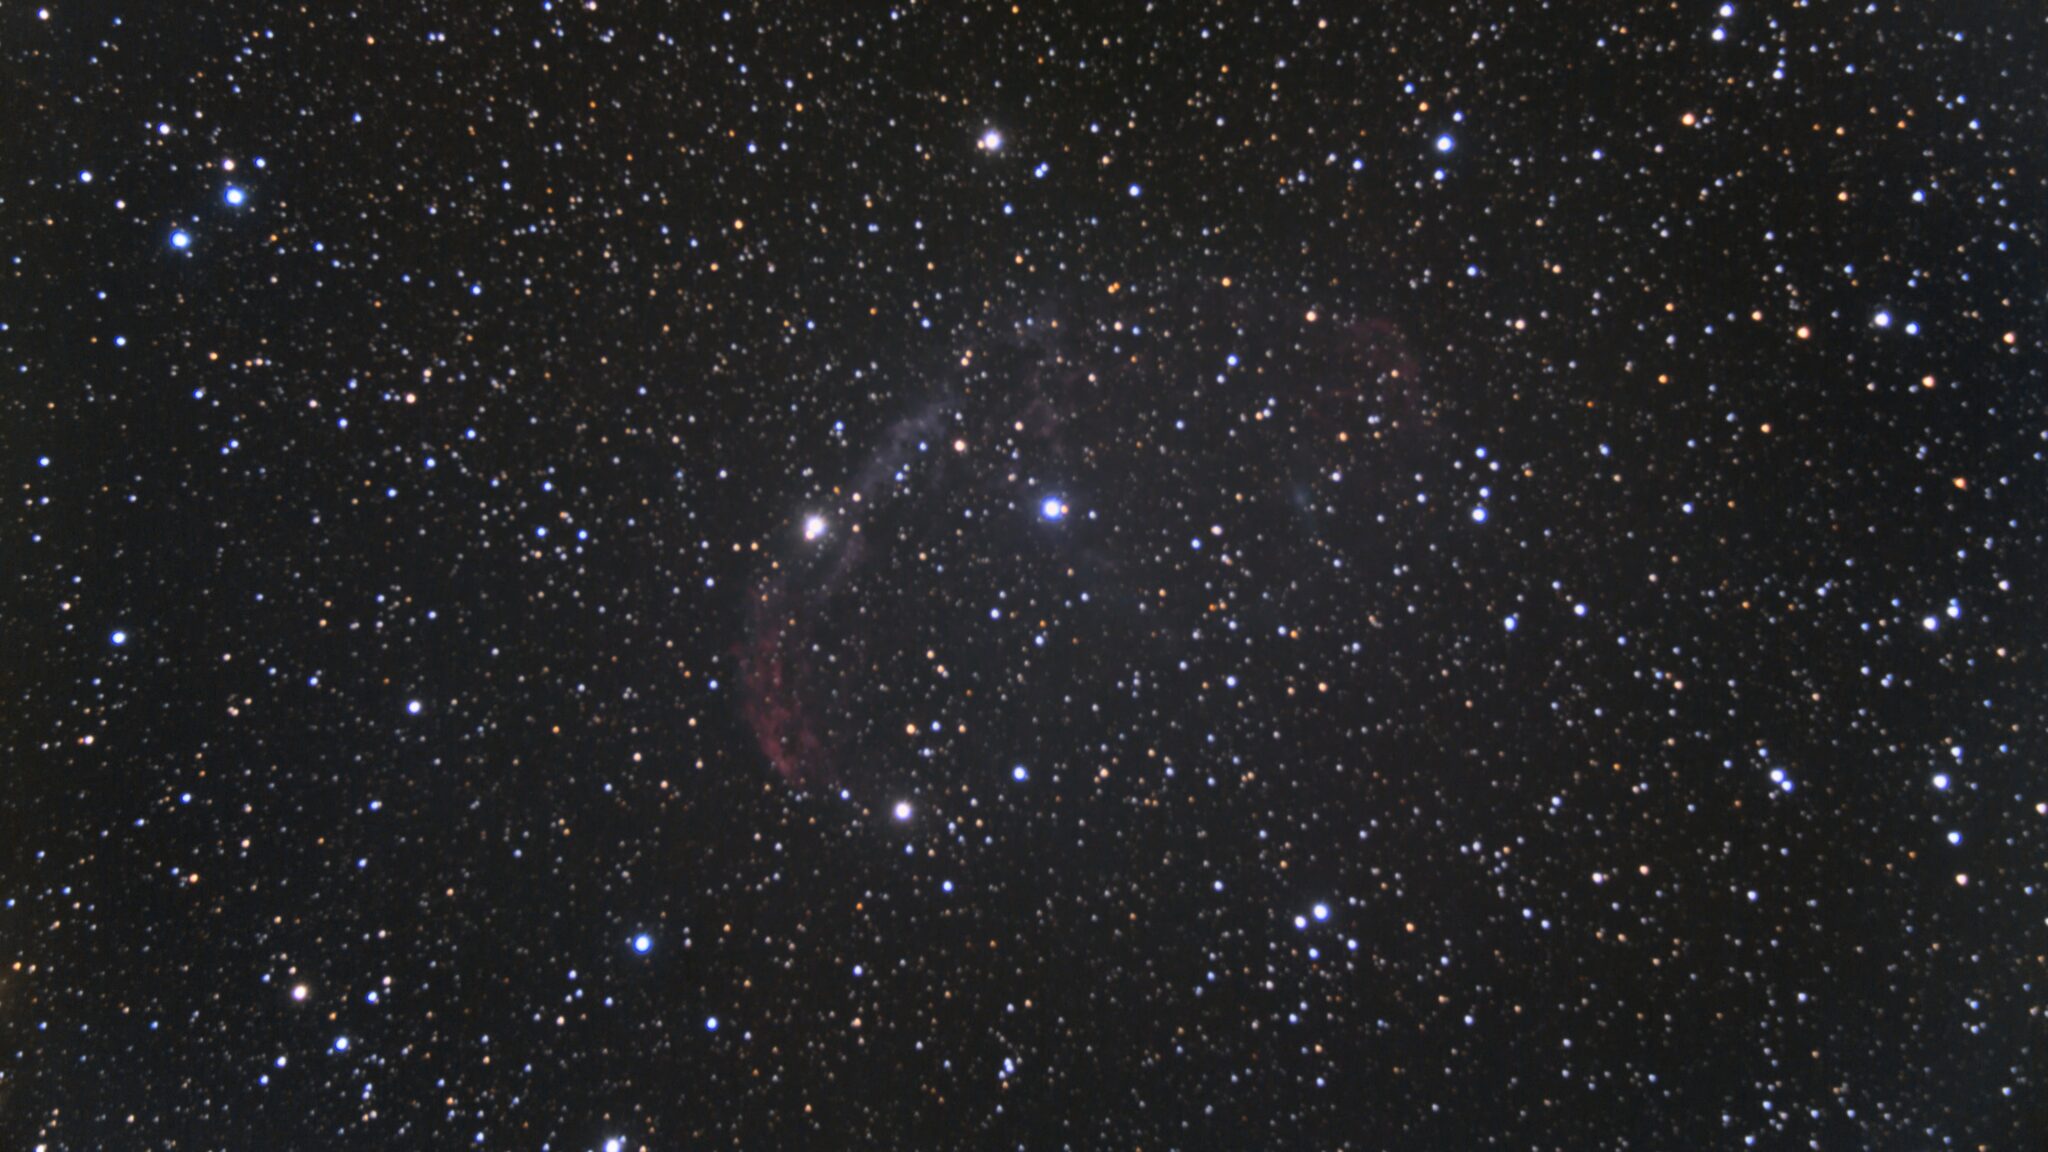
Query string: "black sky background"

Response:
xmin=5 ymin=1 xmax=2044 ymax=1148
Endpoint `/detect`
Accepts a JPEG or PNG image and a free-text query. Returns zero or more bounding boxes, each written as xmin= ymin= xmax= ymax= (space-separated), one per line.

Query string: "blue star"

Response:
xmin=169 ymin=229 xmax=192 ymax=250
xmin=224 ymin=187 xmax=246 ymax=206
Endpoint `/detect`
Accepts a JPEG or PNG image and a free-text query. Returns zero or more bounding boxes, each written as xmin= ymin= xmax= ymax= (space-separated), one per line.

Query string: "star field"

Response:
xmin=4 ymin=3 xmax=2046 ymax=1149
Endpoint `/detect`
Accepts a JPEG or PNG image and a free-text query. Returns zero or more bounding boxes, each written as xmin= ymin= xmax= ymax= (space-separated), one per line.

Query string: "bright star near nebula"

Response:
xmin=1040 ymin=496 xmax=1065 ymax=521
xmin=803 ymin=514 xmax=827 ymax=540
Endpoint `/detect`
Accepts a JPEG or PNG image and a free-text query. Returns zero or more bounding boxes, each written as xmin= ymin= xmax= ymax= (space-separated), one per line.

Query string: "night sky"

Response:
xmin=6 ymin=2 xmax=2046 ymax=1149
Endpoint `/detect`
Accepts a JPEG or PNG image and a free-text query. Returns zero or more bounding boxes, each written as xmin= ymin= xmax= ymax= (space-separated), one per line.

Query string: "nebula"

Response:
xmin=738 ymin=288 xmax=1440 ymax=803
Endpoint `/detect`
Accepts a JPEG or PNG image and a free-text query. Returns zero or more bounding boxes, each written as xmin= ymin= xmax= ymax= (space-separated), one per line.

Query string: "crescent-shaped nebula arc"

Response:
xmin=737 ymin=289 xmax=1444 ymax=807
